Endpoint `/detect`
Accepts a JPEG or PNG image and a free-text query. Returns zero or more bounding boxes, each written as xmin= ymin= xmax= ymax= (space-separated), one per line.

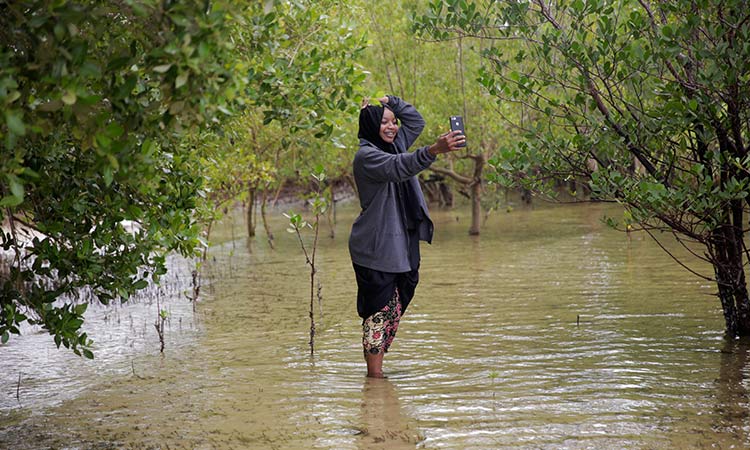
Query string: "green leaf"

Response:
xmin=21 ymin=167 xmax=39 ymax=179
xmin=62 ymin=90 xmax=77 ymax=105
xmin=7 ymin=174 xmax=24 ymax=199
xmin=79 ymin=61 xmax=102 ymax=78
xmin=175 ymin=71 xmax=189 ymax=89
xmin=78 ymin=94 xmax=102 ymax=106
xmin=0 ymin=195 xmax=22 ymax=207
xmin=169 ymin=101 xmax=185 ymax=114
xmin=5 ymin=111 xmax=25 ymax=136
xmin=74 ymin=303 xmax=88 ymax=315
xmin=106 ymin=55 xmax=131 ymax=71
xmin=153 ymin=64 xmax=173 ymax=73
xmin=82 ymin=348 xmax=94 ymax=359
xmin=105 ymin=122 xmax=124 ymax=139
xmin=6 ymin=90 xmax=21 ymax=104
xmin=103 ymin=167 xmax=114 ymax=187
xmin=1 ymin=331 xmax=8 ymax=344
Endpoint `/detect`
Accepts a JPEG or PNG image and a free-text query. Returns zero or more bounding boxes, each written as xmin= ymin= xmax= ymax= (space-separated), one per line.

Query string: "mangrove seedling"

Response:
xmin=284 ymin=169 xmax=328 ymax=355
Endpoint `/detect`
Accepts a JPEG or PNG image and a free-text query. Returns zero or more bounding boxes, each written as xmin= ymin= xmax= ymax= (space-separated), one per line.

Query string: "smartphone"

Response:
xmin=450 ymin=115 xmax=466 ymax=147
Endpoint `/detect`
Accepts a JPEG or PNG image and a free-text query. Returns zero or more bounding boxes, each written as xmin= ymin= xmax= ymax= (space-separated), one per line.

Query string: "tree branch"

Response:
xmin=429 ymin=166 xmax=473 ymax=185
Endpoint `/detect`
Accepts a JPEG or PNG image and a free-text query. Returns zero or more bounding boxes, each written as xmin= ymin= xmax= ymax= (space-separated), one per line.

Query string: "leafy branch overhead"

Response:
xmin=0 ymin=0 xmax=243 ymax=356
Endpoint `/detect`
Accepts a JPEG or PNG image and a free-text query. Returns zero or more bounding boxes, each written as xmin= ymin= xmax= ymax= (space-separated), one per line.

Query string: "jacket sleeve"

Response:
xmin=387 ymin=96 xmax=425 ymax=150
xmin=354 ymin=144 xmax=436 ymax=184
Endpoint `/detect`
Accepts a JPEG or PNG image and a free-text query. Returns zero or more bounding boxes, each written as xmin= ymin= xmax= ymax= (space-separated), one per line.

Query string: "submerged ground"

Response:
xmin=1 ymin=201 xmax=747 ymax=449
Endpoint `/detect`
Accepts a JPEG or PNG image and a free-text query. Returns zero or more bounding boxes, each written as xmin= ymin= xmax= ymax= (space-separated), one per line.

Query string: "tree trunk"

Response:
xmin=247 ymin=188 xmax=256 ymax=238
xmin=260 ymin=189 xmax=274 ymax=249
xmin=469 ymin=181 xmax=481 ymax=235
xmin=420 ymin=177 xmax=440 ymax=205
xmin=440 ymin=181 xmax=454 ymax=207
xmin=344 ymin=174 xmax=359 ymax=200
xmin=730 ymin=201 xmax=750 ymax=332
xmin=327 ymin=183 xmax=336 ymax=239
xmin=428 ymin=153 xmax=484 ymax=234
xmin=468 ymin=154 xmax=485 ymax=235
xmin=711 ymin=203 xmax=750 ymax=337
xmin=713 ymin=259 xmax=750 ymax=337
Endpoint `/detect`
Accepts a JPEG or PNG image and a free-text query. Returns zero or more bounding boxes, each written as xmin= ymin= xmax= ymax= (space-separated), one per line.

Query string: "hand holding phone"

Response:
xmin=450 ymin=116 xmax=466 ymax=148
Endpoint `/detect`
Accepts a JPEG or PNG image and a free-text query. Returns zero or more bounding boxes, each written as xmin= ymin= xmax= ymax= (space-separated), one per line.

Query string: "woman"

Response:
xmin=349 ymin=95 xmax=465 ymax=378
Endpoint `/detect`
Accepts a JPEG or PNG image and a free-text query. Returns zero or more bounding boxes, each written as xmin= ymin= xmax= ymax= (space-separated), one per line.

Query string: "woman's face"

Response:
xmin=379 ymin=108 xmax=398 ymax=144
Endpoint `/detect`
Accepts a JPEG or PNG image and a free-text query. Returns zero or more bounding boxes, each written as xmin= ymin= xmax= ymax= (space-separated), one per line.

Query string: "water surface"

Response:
xmin=1 ymin=201 xmax=747 ymax=449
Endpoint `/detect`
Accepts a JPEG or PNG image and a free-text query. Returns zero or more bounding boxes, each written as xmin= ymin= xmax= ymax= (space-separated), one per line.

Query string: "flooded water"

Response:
xmin=1 ymin=200 xmax=749 ymax=449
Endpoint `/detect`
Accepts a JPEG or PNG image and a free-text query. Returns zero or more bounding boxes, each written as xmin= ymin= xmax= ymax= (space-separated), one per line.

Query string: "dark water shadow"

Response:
xmin=357 ymin=377 xmax=419 ymax=449
xmin=714 ymin=337 xmax=750 ymax=444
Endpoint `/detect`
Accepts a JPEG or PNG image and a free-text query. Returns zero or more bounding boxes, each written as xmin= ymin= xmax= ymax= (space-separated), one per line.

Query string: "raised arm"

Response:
xmin=382 ymin=95 xmax=425 ymax=150
xmin=354 ymin=144 xmax=436 ymax=184
xmin=355 ymin=126 xmax=466 ymax=184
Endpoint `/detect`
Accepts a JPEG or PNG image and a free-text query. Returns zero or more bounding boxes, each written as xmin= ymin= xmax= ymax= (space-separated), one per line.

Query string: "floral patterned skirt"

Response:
xmin=362 ymin=288 xmax=402 ymax=355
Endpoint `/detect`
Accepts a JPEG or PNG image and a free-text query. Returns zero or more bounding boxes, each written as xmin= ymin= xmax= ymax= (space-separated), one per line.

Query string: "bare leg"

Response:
xmin=365 ymin=351 xmax=385 ymax=378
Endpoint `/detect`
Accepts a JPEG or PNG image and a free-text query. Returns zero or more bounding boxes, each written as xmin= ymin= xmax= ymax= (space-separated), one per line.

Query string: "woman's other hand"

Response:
xmin=428 ymin=130 xmax=466 ymax=156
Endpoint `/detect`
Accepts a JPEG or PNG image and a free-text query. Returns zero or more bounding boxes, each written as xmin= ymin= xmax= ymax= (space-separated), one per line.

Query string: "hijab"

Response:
xmin=358 ymin=104 xmax=397 ymax=154
xmin=357 ymin=104 xmax=423 ymax=231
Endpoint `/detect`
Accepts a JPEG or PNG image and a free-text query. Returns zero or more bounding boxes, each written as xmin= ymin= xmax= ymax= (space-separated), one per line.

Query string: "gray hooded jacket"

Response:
xmin=348 ymin=96 xmax=436 ymax=273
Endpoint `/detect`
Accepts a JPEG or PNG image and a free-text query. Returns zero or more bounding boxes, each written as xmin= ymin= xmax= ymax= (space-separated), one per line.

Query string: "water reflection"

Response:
xmin=715 ymin=339 xmax=750 ymax=443
xmin=357 ymin=378 xmax=418 ymax=450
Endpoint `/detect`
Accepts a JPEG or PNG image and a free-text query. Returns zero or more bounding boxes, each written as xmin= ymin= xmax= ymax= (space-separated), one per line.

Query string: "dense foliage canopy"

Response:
xmin=0 ymin=0 xmax=247 ymax=355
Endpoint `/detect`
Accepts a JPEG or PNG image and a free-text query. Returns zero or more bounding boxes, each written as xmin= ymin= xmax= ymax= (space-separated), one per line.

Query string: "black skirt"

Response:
xmin=354 ymin=264 xmax=419 ymax=319
xmin=354 ymin=229 xmax=420 ymax=319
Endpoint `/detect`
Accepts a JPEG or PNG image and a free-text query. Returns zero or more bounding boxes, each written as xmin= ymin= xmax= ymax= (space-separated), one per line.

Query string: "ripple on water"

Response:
xmin=1 ymin=203 xmax=746 ymax=449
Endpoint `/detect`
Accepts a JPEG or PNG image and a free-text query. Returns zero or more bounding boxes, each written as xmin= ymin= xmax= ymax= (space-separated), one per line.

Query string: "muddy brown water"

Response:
xmin=1 ymin=201 xmax=748 ymax=449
